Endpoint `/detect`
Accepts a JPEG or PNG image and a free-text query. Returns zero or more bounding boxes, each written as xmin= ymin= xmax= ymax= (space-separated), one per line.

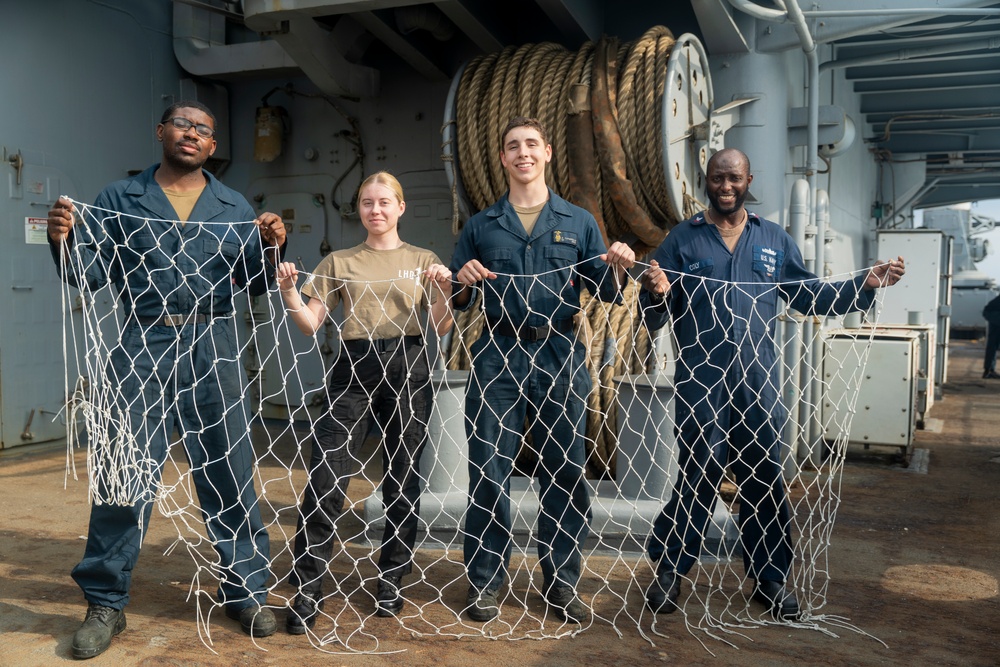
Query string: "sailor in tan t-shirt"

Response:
xmin=276 ymin=172 xmax=453 ymax=631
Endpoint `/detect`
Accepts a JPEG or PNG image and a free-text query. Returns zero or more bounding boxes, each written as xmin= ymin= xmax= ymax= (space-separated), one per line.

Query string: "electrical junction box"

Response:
xmin=854 ymin=324 xmax=935 ymax=423
xmin=875 ymin=229 xmax=946 ymax=327
xmin=822 ymin=328 xmax=920 ymax=460
xmin=876 ymin=229 xmax=952 ymax=394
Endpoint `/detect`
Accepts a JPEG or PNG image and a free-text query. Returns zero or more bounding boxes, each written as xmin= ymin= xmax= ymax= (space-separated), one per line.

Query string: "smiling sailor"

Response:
xmin=638 ymin=148 xmax=906 ymax=621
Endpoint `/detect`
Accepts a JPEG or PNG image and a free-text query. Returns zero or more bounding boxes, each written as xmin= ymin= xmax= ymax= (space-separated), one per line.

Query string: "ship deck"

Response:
xmin=1 ymin=340 xmax=997 ymax=666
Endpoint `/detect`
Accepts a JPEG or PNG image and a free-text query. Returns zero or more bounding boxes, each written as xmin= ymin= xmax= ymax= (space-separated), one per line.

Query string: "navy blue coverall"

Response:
xmin=50 ymin=165 xmax=277 ymax=613
xmin=982 ymin=295 xmax=1000 ymax=374
xmin=640 ymin=211 xmax=873 ymax=584
xmin=450 ymin=190 xmax=622 ymax=594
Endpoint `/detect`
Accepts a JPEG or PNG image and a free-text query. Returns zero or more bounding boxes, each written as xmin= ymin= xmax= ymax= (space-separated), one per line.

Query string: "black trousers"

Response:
xmin=986 ymin=322 xmax=1000 ymax=373
xmin=290 ymin=337 xmax=431 ymax=595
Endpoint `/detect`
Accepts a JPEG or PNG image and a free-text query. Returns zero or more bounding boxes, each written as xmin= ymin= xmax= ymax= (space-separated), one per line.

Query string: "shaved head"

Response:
xmin=707 ymin=148 xmax=751 ymax=174
xmin=705 ymin=147 xmax=753 ymax=218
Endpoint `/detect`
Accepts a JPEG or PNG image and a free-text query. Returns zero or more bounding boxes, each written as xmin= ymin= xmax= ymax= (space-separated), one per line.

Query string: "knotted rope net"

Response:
xmin=55 ymin=201 xmax=891 ymax=654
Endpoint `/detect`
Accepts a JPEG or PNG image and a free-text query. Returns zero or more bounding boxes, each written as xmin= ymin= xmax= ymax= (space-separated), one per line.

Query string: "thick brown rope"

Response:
xmin=452 ymin=28 xmax=681 ymax=238
xmin=447 ymin=28 xmax=684 ymax=476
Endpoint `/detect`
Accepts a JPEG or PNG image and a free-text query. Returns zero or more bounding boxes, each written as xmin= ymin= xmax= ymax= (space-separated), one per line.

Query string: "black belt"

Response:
xmin=342 ymin=335 xmax=422 ymax=356
xmin=485 ymin=315 xmax=574 ymax=342
xmin=136 ymin=314 xmax=212 ymax=327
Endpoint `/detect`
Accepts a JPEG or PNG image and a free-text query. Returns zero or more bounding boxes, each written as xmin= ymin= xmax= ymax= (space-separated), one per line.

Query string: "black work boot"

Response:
xmin=375 ymin=575 xmax=404 ymax=617
xmin=752 ymin=580 xmax=800 ymax=620
xmin=645 ymin=570 xmax=681 ymax=614
xmin=225 ymin=603 xmax=277 ymax=637
xmin=71 ymin=604 xmax=126 ymax=660
xmin=286 ymin=592 xmax=323 ymax=635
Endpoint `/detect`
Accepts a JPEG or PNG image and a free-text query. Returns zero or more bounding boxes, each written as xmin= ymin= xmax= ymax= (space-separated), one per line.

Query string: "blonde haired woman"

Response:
xmin=276 ymin=171 xmax=453 ymax=632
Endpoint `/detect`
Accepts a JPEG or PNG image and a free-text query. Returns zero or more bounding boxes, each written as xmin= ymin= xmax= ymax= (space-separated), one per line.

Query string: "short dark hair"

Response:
xmin=160 ymin=100 xmax=217 ymax=128
xmin=500 ymin=116 xmax=548 ymax=150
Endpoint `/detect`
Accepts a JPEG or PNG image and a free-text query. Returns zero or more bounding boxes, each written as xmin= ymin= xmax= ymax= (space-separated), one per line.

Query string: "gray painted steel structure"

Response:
xmin=1 ymin=0 xmax=998 ymax=448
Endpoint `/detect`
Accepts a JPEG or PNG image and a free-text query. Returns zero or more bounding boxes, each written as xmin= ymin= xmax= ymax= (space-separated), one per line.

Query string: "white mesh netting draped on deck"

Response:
xmin=56 ymin=202 xmax=887 ymax=653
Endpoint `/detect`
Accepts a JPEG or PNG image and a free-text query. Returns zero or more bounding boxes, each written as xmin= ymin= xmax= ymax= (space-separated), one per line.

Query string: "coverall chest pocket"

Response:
xmin=751 ymin=246 xmax=784 ymax=281
xmin=127 ymin=231 xmax=169 ymax=270
xmin=481 ymin=246 xmax=513 ymax=271
xmin=679 ymin=257 xmax=716 ymax=317
xmin=543 ymin=244 xmax=577 ymax=268
xmin=542 ymin=244 xmax=578 ymax=296
xmin=480 ymin=246 xmax=513 ymax=295
xmin=198 ymin=236 xmax=245 ymax=287
xmin=682 ymin=257 xmax=715 ymax=283
xmin=685 ymin=257 xmax=714 ymax=276
xmin=201 ymin=236 xmax=243 ymax=265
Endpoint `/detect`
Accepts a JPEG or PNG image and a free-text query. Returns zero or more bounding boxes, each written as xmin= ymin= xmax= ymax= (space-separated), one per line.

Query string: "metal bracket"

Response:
xmin=21 ymin=408 xmax=35 ymax=441
xmin=662 ymin=35 xmax=760 ymax=219
xmin=4 ymin=147 xmax=23 ymax=185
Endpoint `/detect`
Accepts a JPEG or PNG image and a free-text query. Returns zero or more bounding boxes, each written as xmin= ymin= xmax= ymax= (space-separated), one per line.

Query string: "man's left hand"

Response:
xmin=601 ymin=241 xmax=636 ymax=286
xmin=865 ymin=255 xmax=906 ymax=289
xmin=256 ymin=212 xmax=286 ymax=248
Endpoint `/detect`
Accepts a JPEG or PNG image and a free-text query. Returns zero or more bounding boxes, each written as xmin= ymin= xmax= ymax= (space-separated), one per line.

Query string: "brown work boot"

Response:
xmin=465 ymin=586 xmax=499 ymax=622
xmin=545 ymin=585 xmax=590 ymax=624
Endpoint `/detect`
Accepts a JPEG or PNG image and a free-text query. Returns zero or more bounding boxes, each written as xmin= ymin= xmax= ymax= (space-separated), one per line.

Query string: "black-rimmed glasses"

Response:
xmin=163 ymin=117 xmax=215 ymax=138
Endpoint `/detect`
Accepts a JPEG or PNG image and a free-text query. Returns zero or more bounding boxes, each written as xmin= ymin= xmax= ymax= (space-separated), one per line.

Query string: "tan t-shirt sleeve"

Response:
xmin=301 ymin=254 xmax=342 ymax=312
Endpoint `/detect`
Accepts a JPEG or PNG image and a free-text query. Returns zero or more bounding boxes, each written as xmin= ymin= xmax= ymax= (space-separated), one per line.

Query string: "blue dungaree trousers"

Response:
xmin=463 ymin=334 xmax=592 ymax=593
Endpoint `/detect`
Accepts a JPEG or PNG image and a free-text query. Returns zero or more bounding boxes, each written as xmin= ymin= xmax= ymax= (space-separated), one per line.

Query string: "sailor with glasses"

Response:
xmin=47 ymin=100 xmax=287 ymax=659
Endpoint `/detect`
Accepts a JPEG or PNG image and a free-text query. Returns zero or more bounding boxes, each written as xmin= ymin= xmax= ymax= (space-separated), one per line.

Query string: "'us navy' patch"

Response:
xmin=752 ymin=245 xmax=784 ymax=277
xmin=552 ymin=230 xmax=578 ymax=246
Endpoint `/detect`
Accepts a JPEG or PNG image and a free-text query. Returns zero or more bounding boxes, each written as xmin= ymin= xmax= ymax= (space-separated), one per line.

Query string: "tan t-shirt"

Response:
xmin=163 ymin=184 xmax=206 ymax=223
xmin=513 ymin=200 xmax=546 ymax=236
xmin=302 ymin=242 xmax=443 ymax=341
xmin=715 ymin=221 xmax=746 ymax=251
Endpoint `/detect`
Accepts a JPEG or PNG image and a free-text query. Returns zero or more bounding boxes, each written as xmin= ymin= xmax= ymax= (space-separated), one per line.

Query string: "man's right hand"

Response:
xmin=48 ymin=196 xmax=76 ymax=244
xmin=455 ymin=259 xmax=495 ymax=286
xmin=641 ymin=259 xmax=671 ymax=300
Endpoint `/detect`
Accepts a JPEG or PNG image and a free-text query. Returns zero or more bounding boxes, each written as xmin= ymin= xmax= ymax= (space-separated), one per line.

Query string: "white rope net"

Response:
xmin=56 ymin=202 xmax=889 ymax=653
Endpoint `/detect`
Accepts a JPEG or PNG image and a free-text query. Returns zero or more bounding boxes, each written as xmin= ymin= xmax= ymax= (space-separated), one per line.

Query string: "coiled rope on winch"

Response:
xmin=453 ymin=25 xmax=693 ymax=252
xmin=446 ymin=26 xmax=696 ymax=478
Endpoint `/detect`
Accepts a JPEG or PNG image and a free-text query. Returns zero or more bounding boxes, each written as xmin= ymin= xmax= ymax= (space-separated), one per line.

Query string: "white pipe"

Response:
xmin=804 ymin=8 xmax=1000 ymax=17
xmin=789 ymin=179 xmax=810 ymax=249
xmin=805 ymin=188 xmax=833 ymax=467
xmin=172 ymin=0 xmax=298 ymax=77
xmin=726 ymin=0 xmax=787 ymax=21
xmin=783 ymin=0 xmax=825 ymax=472
xmin=816 ymin=189 xmax=831 ymax=278
xmin=726 ymin=0 xmax=820 ymax=473
xmin=783 ymin=179 xmax=811 ymax=476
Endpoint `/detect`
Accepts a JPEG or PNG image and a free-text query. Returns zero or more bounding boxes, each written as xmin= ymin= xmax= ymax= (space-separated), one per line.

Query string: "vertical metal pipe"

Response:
xmin=807 ymin=189 xmax=831 ymax=466
xmin=726 ymin=0 xmax=823 ymax=473
xmin=783 ymin=0 xmax=823 ymax=473
xmin=783 ymin=179 xmax=810 ymax=476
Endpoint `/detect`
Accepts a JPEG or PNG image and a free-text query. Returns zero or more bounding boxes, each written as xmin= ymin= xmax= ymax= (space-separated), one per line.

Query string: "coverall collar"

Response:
xmin=690 ymin=209 xmax=761 ymax=227
xmin=123 ymin=164 xmax=242 ymax=223
xmin=485 ymin=188 xmax=573 ymax=241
